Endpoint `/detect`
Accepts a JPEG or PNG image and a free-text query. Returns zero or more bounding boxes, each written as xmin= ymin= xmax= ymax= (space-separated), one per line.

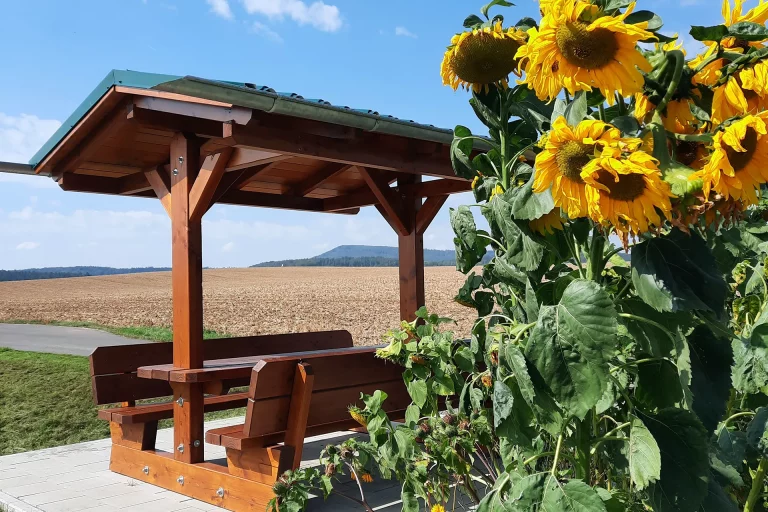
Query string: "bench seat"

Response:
xmin=98 ymin=392 xmax=249 ymax=424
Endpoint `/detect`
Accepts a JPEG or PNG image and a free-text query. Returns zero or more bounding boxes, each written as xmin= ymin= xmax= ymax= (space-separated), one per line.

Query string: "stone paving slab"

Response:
xmin=0 ymin=417 xmax=405 ymax=512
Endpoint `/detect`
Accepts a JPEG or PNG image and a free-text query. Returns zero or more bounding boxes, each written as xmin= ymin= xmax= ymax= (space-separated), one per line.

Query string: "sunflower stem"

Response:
xmin=499 ymin=87 xmax=511 ymax=191
xmin=654 ymin=50 xmax=685 ymax=116
xmin=745 ymin=458 xmax=768 ymax=512
xmin=649 ymin=118 xmax=672 ymax=172
xmin=598 ymin=103 xmax=606 ymax=122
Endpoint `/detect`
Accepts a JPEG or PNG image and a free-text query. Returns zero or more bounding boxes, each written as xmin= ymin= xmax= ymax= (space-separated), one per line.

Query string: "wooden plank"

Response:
xmin=127 ymin=105 xmax=224 ymax=138
xmin=89 ymin=330 xmax=354 ymax=377
xmin=246 ymin=378 xmax=409 ymax=437
xmin=268 ymin=363 xmax=312 ymax=470
xmin=110 ymin=422 xmax=158 ymax=451
xmin=225 ymin=148 xmax=287 ymax=171
xmin=92 ymin=373 xmax=172 ymax=405
xmin=114 ymin=86 xmax=233 ymax=107
xmin=359 ymin=167 xmax=409 ymax=235
xmin=189 ymin=148 xmax=232 ymax=222
xmin=290 ymin=163 xmax=351 ymax=196
xmin=226 ymin=446 xmax=293 ymax=485
xmin=58 ymin=173 xmax=120 ymax=195
xmin=216 ymin=189 xmax=359 ymax=215
xmin=132 ymin=96 xmax=252 ymax=125
xmin=105 ymin=392 xmax=249 ymax=425
xmin=416 ymin=195 xmax=448 ymax=235
xmin=397 ymin=175 xmax=425 ymax=322
xmin=207 ymin=418 xmax=375 ymax=450
xmin=109 ymin=444 xmax=275 ymax=511
xmin=225 ymin=123 xmax=458 ymax=180
xmin=171 ymin=382 xmax=204 ymax=463
xmin=117 ymin=172 xmax=153 ymax=195
xmin=145 ymin=166 xmax=172 ymax=215
xmin=323 ymin=178 xmax=469 ymax=212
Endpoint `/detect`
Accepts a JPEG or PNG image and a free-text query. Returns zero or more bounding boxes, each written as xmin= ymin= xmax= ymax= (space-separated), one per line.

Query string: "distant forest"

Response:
xmin=252 ymin=256 xmax=458 ymax=268
xmin=0 ymin=267 xmax=170 ymax=282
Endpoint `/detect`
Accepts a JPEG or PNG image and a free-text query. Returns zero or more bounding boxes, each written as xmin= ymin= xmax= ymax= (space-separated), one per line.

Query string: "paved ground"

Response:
xmin=0 ymin=324 xmax=145 ymax=356
xmin=0 ymin=417 xmax=406 ymax=512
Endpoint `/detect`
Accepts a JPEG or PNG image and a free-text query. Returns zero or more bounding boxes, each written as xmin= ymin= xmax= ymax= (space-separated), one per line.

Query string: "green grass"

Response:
xmin=0 ymin=347 xmax=245 ymax=455
xmin=1 ymin=319 xmax=227 ymax=342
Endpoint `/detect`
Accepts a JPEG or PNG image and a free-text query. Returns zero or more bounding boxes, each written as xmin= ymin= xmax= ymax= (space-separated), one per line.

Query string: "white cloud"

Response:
xmin=395 ymin=26 xmax=417 ymax=38
xmin=0 ymin=112 xmax=62 ymax=188
xmin=221 ymin=241 xmax=235 ymax=252
xmin=16 ymin=242 xmax=40 ymax=250
xmin=207 ymin=0 xmax=234 ymax=19
xmin=241 ymin=0 xmax=342 ymax=32
xmin=251 ymin=21 xmax=284 ymax=42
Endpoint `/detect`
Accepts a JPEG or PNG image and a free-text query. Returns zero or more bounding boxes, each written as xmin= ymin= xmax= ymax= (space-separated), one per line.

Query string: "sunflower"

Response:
xmin=533 ymin=117 xmax=622 ymax=218
xmin=582 ymin=146 xmax=674 ymax=237
xmin=695 ymin=113 xmax=768 ymax=205
xmin=711 ymin=71 xmax=768 ymax=124
xmin=431 ymin=506 xmax=447 ymax=512
xmin=634 ymin=94 xmax=696 ymax=132
xmin=441 ymin=21 xmax=527 ymax=92
xmin=690 ymin=0 xmax=768 ymax=86
xmin=529 ymin=208 xmax=565 ymax=234
xmin=516 ymin=0 xmax=653 ymax=103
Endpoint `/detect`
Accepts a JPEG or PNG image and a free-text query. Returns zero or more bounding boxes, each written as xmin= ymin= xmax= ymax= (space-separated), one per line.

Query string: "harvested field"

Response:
xmin=0 ymin=267 xmax=475 ymax=346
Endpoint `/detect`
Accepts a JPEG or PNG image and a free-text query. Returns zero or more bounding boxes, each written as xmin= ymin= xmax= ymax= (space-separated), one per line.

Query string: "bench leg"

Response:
xmin=226 ymin=445 xmax=295 ymax=485
xmin=110 ymin=421 xmax=158 ymax=451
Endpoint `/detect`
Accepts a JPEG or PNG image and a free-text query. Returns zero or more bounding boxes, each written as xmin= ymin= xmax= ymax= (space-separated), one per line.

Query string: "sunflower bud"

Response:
xmin=442 ymin=413 xmax=456 ymax=426
xmin=481 ymin=373 xmax=493 ymax=388
xmin=325 ymin=463 xmax=337 ymax=477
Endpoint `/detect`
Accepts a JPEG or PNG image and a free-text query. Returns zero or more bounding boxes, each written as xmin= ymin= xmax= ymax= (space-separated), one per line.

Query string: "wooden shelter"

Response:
xmin=20 ymin=70 xmax=470 ymax=510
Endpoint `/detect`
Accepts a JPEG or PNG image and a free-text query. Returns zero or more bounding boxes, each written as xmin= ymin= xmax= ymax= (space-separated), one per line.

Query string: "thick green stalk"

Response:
xmin=654 ymin=50 xmax=685 ymax=115
xmin=745 ymin=458 xmax=768 ymax=512
xmin=499 ymin=88 xmax=510 ymax=191
xmin=574 ymin=412 xmax=593 ymax=481
xmin=587 ymin=232 xmax=606 ymax=282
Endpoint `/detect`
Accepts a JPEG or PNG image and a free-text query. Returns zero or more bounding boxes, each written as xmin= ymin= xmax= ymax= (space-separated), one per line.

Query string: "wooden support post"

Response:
xmin=170 ymin=133 xmax=205 ymax=463
xmin=282 ymin=363 xmax=315 ymax=471
xmin=397 ymin=175 xmax=425 ymax=322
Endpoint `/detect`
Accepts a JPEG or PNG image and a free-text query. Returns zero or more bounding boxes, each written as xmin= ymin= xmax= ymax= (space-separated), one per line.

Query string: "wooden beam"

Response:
xmin=224 ymin=123 xmax=458 ymax=180
xmin=169 ymin=133 xmax=205 ymax=464
xmin=209 ymin=161 xmax=283 ymax=209
xmin=283 ymin=363 xmax=315 ymax=470
xmin=359 ymin=168 xmax=409 ymax=235
xmin=59 ymin=173 xmax=119 ymax=194
xmin=225 ymin=148 xmax=289 ymax=171
xmin=145 ymin=166 xmax=173 ymax=216
xmin=132 ymin=96 xmax=252 ymax=125
xmin=127 ymin=104 xmax=224 ymax=138
xmin=117 ymin=172 xmax=153 ymax=195
xmin=189 ymin=148 xmax=232 ymax=222
xmin=217 ymin=189 xmax=358 ymax=214
xmin=290 ymin=163 xmax=351 ymax=196
xmin=416 ymin=195 xmax=448 ymax=235
xmin=323 ymin=178 xmax=469 ymax=212
xmin=397 ymin=175 xmax=425 ymax=322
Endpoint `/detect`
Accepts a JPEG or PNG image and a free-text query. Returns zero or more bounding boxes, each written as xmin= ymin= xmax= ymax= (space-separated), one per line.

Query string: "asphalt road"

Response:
xmin=0 ymin=323 xmax=147 ymax=356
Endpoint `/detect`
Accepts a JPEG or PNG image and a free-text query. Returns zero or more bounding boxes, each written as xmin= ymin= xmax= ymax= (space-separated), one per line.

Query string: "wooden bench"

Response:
xmin=90 ymin=331 xmax=354 ymax=450
xmin=205 ymin=347 xmax=409 ymax=483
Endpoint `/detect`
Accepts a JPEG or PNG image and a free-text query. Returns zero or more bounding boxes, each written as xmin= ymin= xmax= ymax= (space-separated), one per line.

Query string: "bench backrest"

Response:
xmin=89 ymin=330 xmax=354 ymax=405
xmin=243 ymin=347 xmax=409 ymax=437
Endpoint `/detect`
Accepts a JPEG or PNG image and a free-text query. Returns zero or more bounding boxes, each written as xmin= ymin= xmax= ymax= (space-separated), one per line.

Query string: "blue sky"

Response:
xmin=0 ymin=0 xmax=725 ymax=269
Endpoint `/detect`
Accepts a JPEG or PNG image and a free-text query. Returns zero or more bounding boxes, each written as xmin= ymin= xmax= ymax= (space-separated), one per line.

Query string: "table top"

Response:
xmin=136 ymin=346 xmax=379 ymax=383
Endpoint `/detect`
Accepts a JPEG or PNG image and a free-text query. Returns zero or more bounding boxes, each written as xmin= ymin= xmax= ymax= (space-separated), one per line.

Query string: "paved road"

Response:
xmin=0 ymin=323 xmax=147 ymax=356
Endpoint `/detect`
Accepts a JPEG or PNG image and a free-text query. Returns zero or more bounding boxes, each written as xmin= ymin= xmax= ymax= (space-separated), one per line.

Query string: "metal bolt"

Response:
xmin=178 ymin=156 xmax=184 ymax=164
xmin=142 ymin=466 xmax=149 ymax=475
xmin=217 ymin=488 xmax=225 ymax=498
xmin=193 ymin=440 xmax=201 ymax=448
xmin=177 ymin=444 xmax=185 ymax=453
xmin=172 ymin=168 xmax=179 ymax=176
xmin=177 ymin=476 xmax=184 ymax=485
xmin=176 ymin=397 xmax=184 ymax=407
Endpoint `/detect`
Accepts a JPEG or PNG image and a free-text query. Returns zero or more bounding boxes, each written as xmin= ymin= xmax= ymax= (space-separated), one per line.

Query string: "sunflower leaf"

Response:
xmin=690 ymin=24 xmax=728 ymax=42
xmin=625 ymin=10 xmax=663 ymax=31
xmin=627 ymin=416 xmax=661 ymax=490
xmin=565 ymin=91 xmax=588 ymax=126
xmin=480 ymin=0 xmax=514 ymax=19
xmin=502 ymin=173 xmax=554 ymax=221
xmin=463 ymin=14 xmax=485 ymax=28
xmin=728 ymin=21 xmax=768 ymax=42
xmin=610 ymin=115 xmax=640 ymax=136
xmin=450 ymin=126 xmax=476 ymax=180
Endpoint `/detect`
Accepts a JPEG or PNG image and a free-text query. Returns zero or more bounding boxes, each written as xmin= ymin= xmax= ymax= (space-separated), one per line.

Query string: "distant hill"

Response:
xmin=0 ymin=267 xmax=170 ymax=282
xmin=252 ymin=245 xmax=492 ymax=268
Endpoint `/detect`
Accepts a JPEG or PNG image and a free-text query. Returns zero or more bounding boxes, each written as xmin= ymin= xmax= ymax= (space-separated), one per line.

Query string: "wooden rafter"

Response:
xmin=323 ymin=177 xmax=468 ymax=212
xmin=118 ymin=172 xmax=154 ymax=195
xmin=416 ymin=195 xmax=448 ymax=235
xmin=217 ymin=189 xmax=359 ymax=214
xmin=359 ymin=167 xmax=409 ymax=235
xmin=189 ymin=148 xmax=233 ymax=222
xmin=208 ymin=161 xmax=281 ymax=209
xmin=145 ymin=166 xmax=173 ymax=216
xmin=290 ymin=163 xmax=350 ymax=197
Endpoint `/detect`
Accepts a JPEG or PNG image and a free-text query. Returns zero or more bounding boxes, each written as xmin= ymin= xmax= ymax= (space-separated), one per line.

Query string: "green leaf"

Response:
xmin=515 ymin=16 xmax=538 ymax=31
xmin=728 ymin=21 xmax=768 ymax=41
xmin=627 ymin=416 xmax=661 ymax=490
xmin=481 ymin=0 xmax=514 ymax=18
xmin=471 ymin=94 xmax=502 ymax=130
xmin=526 ymin=279 xmax=618 ymax=420
xmin=644 ymin=408 xmax=710 ymax=512
xmin=690 ymin=24 xmax=729 ymax=42
xmin=565 ymin=91 xmax=588 ymax=126
xmin=506 ymin=473 xmax=607 ymax=511
xmin=493 ymin=379 xmax=515 ymax=429
xmin=625 ymin=10 xmax=662 ymax=31
xmin=483 ymin=198 xmax=544 ymax=271
xmin=450 ymin=126 xmax=476 ymax=180
xmin=731 ymin=337 xmax=768 ymax=394
xmin=699 ymin=476 xmax=740 ymax=512
xmin=551 ymin=99 xmax=567 ymax=124
xmin=503 ymin=172 xmax=555 ymax=221
xmin=407 ymin=379 xmax=428 ymax=408
xmin=450 ymin=206 xmax=477 ymax=248
xmin=454 ymin=345 xmax=475 ymax=372
xmin=747 ymin=407 xmax=768 ymax=456
xmin=463 ymin=14 xmax=485 ymax=28
xmin=525 ymin=279 xmax=540 ymax=322
xmin=618 ymin=298 xmax=682 ymax=357
xmin=710 ymin=425 xmax=746 ymax=488
xmin=404 ymin=403 xmax=420 ymax=428
xmin=688 ymin=326 xmax=733 ymax=433
xmin=609 ymin=115 xmax=640 ymax=135
xmin=635 ymin=359 xmax=683 ymax=409
xmin=603 ymin=0 xmax=632 ymax=11
xmin=401 ymin=485 xmax=419 ymax=512
xmin=631 ymin=228 xmax=727 ymax=315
